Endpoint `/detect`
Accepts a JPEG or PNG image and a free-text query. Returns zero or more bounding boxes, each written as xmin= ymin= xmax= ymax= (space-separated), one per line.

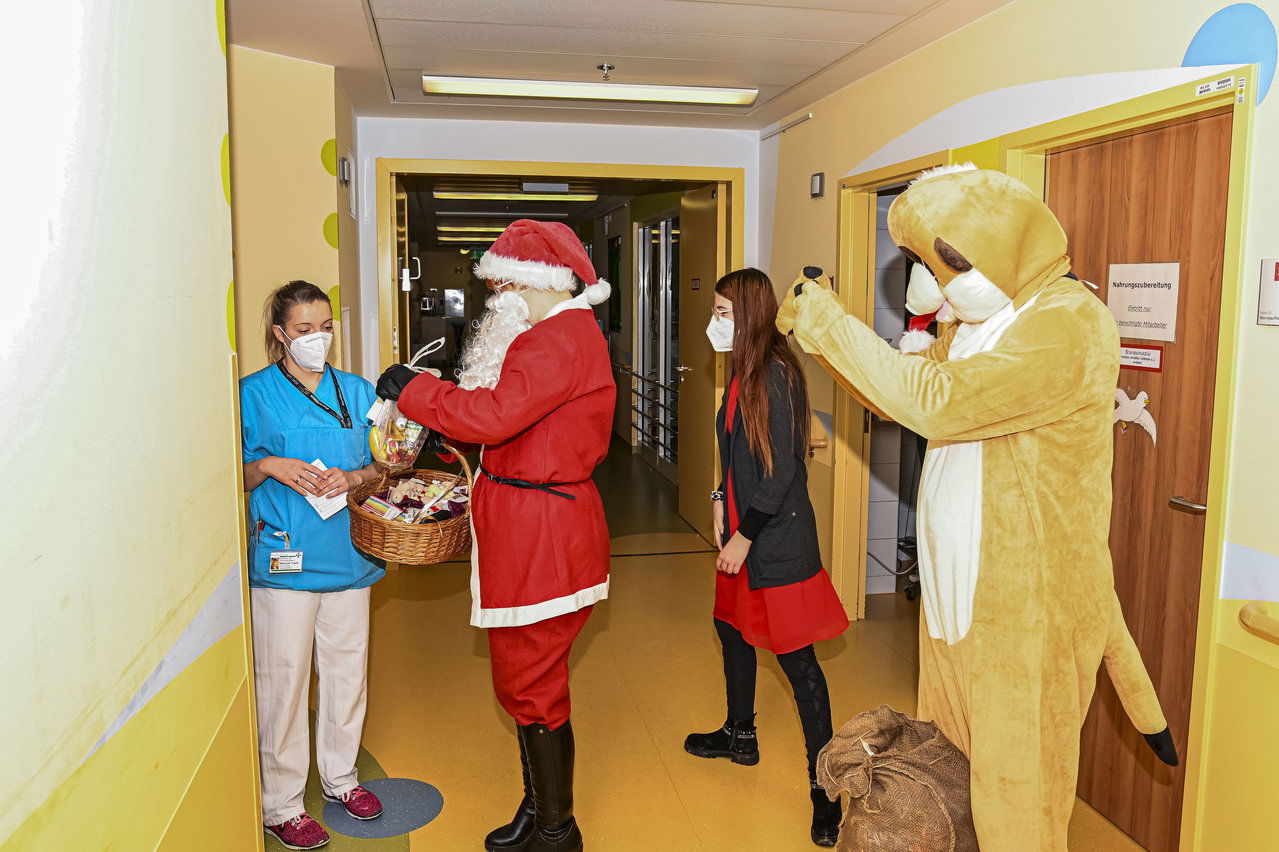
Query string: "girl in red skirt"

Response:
xmin=684 ymin=268 xmax=849 ymax=847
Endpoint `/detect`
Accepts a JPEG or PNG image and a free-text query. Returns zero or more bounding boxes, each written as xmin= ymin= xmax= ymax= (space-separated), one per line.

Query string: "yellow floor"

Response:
xmin=361 ymin=442 xmax=1141 ymax=851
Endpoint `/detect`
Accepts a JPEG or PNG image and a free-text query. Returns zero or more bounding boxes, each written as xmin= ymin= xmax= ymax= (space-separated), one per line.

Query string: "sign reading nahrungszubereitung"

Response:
xmin=1106 ymin=262 xmax=1180 ymax=343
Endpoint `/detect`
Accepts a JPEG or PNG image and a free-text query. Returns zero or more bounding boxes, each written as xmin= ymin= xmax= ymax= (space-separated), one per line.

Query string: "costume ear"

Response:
xmin=934 ymin=237 xmax=973 ymax=272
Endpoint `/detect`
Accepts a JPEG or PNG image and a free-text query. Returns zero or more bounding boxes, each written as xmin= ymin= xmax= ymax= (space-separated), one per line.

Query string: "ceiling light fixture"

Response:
xmin=437 ymin=235 xmax=496 ymax=243
xmin=437 ymin=210 xmax=569 ymax=219
xmin=437 ymin=225 xmax=508 ymax=234
xmin=422 ymin=74 xmax=757 ymax=106
xmin=432 ymin=191 xmax=598 ymax=202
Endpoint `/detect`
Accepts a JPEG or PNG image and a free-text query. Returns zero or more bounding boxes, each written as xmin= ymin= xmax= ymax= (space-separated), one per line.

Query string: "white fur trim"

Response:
xmin=942 ymin=267 xmax=1011 ymax=323
xmin=475 ymin=253 xmax=576 ymax=291
xmin=584 ymin=279 xmax=610 ymax=305
xmin=898 ymin=329 xmax=936 ymax=354
xmin=905 ymin=262 xmax=944 ymax=315
xmin=471 ymin=578 xmax=610 ymax=628
xmin=912 ymin=162 xmax=978 ymax=184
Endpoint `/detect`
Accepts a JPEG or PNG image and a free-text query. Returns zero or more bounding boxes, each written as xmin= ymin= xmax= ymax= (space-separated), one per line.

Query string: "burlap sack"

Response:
xmin=816 ymin=705 xmax=978 ymax=852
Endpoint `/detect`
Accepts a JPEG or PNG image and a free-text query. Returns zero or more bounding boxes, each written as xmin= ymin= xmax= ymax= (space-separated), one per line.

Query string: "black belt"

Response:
xmin=480 ymin=468 xmax=578 ymax=500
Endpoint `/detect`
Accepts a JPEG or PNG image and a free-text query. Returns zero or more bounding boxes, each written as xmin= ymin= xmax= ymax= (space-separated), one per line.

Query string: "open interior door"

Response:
xmin=677 ymin=185 xmax=727 ymax=542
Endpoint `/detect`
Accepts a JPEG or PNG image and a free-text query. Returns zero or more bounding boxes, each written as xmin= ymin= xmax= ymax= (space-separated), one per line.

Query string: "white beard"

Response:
xmin=456 ymin=291 xmax=531 ymax=390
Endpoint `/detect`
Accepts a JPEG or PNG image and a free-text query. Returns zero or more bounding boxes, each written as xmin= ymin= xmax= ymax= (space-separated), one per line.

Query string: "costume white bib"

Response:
xmin=917 ymin=294 xmax=1040 ymax=644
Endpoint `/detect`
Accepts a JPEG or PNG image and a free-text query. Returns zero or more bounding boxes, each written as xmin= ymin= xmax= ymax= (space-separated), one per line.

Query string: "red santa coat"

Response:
xmin=397 ymin=299 xmax=615 ymax=628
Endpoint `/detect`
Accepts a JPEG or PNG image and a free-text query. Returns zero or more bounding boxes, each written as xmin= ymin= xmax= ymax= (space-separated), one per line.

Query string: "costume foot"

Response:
xmin=484 ymin=796 xmax=535 ymax=850
xmin=810 ymin=783 xmax=841 ymax=847
xmin=684 ymin=718 xmax=759 ymax=766
xmin=1144 ymin=727 xmax=1179 ymax=766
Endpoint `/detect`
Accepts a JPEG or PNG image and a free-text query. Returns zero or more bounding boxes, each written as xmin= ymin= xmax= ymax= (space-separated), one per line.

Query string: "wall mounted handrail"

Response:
xmin=1239 ymin=601 xmax=1279 ymax=646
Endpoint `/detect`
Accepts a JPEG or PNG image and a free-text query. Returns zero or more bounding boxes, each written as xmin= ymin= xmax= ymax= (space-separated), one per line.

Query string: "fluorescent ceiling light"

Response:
xmin=422 ymin=74 xmax=757 ymax=106
xmin=433 ymin=191 xmax=597 ymax=202
xmin=438 ymin=210 xmax=569 ymax=219
xmin=437 ymin=235 xmax=496 ymax=243
xmin=437 ymin=225 xmax=508 ymax=234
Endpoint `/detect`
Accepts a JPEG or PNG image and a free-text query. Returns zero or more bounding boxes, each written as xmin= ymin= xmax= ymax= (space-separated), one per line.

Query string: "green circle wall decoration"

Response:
xmin=324 ymin=213 xmax=340 ymax=249
xmin=327 ymin=285 xmax=342 ymax=313
xmin=321 ymin=139 xmax=338 ymax=177
xmin=226 ymin=281 xmax=237 ymax=351
xmin=221 ymin=133 xmax=231 ymax=205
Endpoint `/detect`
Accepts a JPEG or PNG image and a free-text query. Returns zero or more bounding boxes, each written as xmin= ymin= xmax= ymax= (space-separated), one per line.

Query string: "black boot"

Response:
xmin=809 ymin=778 xmax=841 ymax=847
xmin=484 ymin=734 xmax=536 ymax=850
xmin=683 ymin=717 xmax=760 ymax=766
xmin=518 ymin=720 xmax=583 ymax=852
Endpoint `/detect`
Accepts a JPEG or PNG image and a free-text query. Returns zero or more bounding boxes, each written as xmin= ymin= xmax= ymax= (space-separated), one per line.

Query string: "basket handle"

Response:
xmin=440 ymin=442 xmax=475 ymax=492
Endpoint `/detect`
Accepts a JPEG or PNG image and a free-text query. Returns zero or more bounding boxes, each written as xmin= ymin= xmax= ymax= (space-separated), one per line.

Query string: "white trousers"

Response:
xmin=250 ymin=586 xmax=371 ymax=825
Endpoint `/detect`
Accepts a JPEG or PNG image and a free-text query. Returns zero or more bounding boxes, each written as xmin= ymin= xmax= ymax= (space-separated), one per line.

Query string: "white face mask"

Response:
xmin=705 ymin=314 xmax=735 ymax=352
xmin=278 ymin=327 xmax=333 ymax=372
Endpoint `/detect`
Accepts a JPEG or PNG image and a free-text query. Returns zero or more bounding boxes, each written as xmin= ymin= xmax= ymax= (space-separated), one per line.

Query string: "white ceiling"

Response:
xmin=228 ymin=0 xmax=1013 ymax=130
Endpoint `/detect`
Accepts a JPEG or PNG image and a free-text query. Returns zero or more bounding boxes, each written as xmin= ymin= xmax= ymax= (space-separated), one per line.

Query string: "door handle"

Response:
xmin=1169 ymin=496 xmax=1208 ymax=515
xmin=1239 ymin=602 xmax=1279 ymax=646
xmin=675 ymin=366 xmax=693 ymax=372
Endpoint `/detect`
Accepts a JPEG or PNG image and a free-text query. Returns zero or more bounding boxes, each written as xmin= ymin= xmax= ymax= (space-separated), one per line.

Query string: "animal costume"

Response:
xmin=776 ymin=166 xmax=1176 ymax=850
xmin=390 ymin=219 xmax=614 ymax=852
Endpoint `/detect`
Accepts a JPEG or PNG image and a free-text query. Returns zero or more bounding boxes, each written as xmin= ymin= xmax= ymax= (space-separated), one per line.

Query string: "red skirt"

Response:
xmin=714 ymin=378 xmax=849 ymax=654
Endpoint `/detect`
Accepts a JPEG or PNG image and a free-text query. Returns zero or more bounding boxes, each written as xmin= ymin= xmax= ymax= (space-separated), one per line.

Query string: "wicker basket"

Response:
xmin=347 ymin=445 xmax=473 ymax=565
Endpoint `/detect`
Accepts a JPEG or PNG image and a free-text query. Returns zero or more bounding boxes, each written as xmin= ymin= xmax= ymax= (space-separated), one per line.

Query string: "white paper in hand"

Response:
xmin=306 ymin=459 xmax=349 ymax=520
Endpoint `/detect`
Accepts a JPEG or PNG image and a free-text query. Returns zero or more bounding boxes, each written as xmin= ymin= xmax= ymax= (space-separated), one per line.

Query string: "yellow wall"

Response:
xmin=228 ymin=45 xmax=340 ymax=377
xmin=770 ymin=0 xmax=1279 ymax=844
xmin=1 ymin=0 xmax=258 ymax=846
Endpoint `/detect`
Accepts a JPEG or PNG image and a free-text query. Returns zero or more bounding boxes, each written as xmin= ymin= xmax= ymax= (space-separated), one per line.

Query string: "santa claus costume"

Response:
xmin=379 ymin=219 xmax=614 ymax=852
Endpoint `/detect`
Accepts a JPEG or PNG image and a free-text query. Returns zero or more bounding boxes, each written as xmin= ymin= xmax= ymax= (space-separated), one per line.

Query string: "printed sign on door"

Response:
xmin=1107 ymin=262 xmax=1181 ymax=342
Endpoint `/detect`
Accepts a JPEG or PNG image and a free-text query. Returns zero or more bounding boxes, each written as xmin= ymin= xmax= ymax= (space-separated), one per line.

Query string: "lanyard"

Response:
xmin=276 ymin=361 xmax=352 ymax=428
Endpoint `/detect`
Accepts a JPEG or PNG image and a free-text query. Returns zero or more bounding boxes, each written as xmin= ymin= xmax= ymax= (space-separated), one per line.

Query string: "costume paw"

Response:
xmin=1143 ymin=727 xmax=1179 ymax=766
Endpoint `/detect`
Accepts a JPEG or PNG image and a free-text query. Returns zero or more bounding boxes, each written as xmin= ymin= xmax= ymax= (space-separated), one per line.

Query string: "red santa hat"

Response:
xmin=474 ymin=219 xmax=611 ymax=306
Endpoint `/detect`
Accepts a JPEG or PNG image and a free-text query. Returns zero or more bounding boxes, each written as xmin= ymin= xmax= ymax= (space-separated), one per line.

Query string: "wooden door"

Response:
xmin=1045 ymin=109 xmax=1232 ymax=851
xmin=677 ymin=185 xmax=727 ymax=541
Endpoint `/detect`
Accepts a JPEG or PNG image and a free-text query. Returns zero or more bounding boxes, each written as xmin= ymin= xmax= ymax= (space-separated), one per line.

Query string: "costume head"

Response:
xmin=890 ymin=165 xmax=1071 ymax=337
xmin=459 ymin=219 xmax=607 ymax=390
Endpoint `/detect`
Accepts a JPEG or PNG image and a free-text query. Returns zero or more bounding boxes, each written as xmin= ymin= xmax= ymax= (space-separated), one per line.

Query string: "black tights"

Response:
xmin=714 ymin=618 xmax=834 ymax=777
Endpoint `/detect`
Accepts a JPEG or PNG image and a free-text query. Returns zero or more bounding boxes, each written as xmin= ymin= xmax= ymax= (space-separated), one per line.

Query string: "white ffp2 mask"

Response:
xmin=705 ymin=315 xmax=735 ymax=352
xmin=279 ymin=328 xmax=333 ymax=372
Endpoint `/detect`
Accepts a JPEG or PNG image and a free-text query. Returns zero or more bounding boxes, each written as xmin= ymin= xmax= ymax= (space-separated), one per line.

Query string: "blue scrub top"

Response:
xmin=240 ymin=363 xmax=385 ymax=592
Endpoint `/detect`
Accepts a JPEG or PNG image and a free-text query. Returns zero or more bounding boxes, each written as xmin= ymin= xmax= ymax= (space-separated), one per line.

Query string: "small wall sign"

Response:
xmin=1107 ymin=262 xmax=1180 ymax=342
xmin=1120 ymin=344 xmax=1164 ymax=372
xmin=1259 ymin=258 xmax=1279 ymax=326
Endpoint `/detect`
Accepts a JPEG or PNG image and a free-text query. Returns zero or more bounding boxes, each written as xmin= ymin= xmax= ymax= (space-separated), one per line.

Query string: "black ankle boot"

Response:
xmin=809 ymin=779 xmax=842 ymax=847
xmin=484 ymin=735 xmax=536 ymax=850
xmin=518 ymin=721 xmax=583 ymax=852
xmin=683 ymin=717 xmax=760 ymax=765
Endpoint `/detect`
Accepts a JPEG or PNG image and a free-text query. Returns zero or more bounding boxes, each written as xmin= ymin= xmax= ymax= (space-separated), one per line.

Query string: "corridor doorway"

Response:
xmin=374 ymin=159 xmax=744 ymax=545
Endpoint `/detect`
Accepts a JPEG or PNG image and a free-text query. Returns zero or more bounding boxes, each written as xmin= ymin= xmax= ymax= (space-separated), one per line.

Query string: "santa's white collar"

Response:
xmin=543 ymin=290 xmax=593 ymax=320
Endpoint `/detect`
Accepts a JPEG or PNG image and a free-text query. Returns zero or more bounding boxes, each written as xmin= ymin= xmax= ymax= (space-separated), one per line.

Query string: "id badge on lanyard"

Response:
xmin=269 ymin=531 xmax=303 ymax=573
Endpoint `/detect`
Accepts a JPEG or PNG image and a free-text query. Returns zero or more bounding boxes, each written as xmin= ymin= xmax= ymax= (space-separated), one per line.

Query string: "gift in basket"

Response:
xmin=348 ymin=340 xmax=473 ymax=565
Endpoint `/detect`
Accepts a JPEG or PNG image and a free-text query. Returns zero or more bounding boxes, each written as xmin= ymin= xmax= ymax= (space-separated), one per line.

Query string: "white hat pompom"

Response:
xmin=584 ymin=279 xmax=611 ymax=306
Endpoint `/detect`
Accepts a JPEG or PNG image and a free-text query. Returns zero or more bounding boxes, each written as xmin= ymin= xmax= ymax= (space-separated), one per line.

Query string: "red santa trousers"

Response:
xmin=487 ymin=605 xmax=593 ymax=728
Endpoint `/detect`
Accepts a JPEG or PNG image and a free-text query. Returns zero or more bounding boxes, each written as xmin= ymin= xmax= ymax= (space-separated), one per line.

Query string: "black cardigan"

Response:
xmin=716 ymin=361 xmax=823 ymax=590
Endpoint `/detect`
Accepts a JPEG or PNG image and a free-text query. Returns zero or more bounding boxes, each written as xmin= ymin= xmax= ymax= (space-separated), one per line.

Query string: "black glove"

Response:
xmin=376 ymin=364 xmax=418 ymax=401
xmin=422 ymin=428 xmax=448 ymax=455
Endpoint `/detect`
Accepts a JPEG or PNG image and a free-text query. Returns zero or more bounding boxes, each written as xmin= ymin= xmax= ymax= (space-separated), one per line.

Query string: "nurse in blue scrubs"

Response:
xmin=240 ymin=281 xmax=385 ymax=851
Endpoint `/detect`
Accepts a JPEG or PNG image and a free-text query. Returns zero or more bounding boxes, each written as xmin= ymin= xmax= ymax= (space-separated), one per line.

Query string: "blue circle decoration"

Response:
xmin=322 ymin=778 xmax=444 ymax=839
xmin=1183 ymin=4 xmax=1278 ymax=105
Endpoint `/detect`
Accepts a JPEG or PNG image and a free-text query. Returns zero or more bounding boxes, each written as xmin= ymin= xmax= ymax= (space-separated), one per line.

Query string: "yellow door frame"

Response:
xmin=374 ymin=158 xmax=745 ymax=370
xmin=832 ymin=152 xmax=948 ymax=620
xmin=997 ymin=66 xmax=1256 ymax=851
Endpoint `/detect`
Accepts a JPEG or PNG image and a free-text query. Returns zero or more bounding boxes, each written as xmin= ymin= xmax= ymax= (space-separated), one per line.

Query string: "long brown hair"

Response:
xmin=263 ymin=280 xmax=330 ymax=362
xmin=715 ymin=268 xmax=810 ymax=476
